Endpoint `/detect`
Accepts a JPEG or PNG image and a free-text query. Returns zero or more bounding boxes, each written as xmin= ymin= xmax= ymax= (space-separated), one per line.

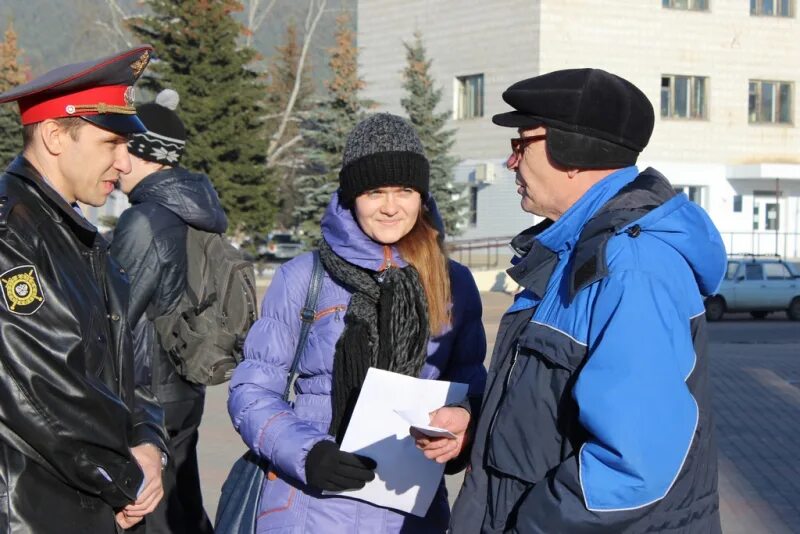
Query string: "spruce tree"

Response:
xmin=265 ymin=21 xmax=314 ymax=229
xmin=293 ymin=13 xmax=367 ymax=244
xmin=129 ymin=1 xmax=271 ymax=235
xmin=0 ymin=23 xmax=27 ymax=168
xmin=401 ymin=31 xmax=467 ymax=236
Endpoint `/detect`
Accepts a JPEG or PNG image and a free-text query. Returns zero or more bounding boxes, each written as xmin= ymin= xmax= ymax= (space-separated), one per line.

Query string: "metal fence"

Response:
xmin=447 ymin=232 xmax=800 ymax=270
xmin=446 ymin=236 xmax=516 ymax=269
xmin=720 ymin=232 xmax=800 ymax=260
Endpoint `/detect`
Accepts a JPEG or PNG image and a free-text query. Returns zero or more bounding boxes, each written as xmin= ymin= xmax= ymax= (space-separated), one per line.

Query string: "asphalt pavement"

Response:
xmin=196 ymin=292 xmax=800 ymax=533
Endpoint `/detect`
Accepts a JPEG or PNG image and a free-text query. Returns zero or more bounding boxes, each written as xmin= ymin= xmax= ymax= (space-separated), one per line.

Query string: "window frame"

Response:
xmin=750 ymin=0 xmax=794 ymax=17
xmin=662 ymin=0 xmax=709 ymax=10
xmin=661 ymin=74 xmax=708 ymax=120
xmin=455 ymin=74 xmax=485 ymax=120
xmin=748 ymin=79 xmax=794 ymax=125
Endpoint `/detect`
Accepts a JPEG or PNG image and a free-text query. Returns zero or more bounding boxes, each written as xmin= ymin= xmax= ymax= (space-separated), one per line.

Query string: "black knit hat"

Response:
xmin=127 ymin=89 xmax=187 ymax=165
xmin=492 ymin=68 xmax=654 ymax=169
xmin=338 ymin=113 xmax=429 ymax=207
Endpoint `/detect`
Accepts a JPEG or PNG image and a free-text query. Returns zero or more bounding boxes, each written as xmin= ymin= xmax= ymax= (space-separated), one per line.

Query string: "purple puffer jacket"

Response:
xmin=228 ymin=193 xmax=487 ymax=533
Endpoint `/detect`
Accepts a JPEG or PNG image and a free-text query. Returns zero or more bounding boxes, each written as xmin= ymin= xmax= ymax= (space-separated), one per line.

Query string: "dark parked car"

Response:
xmin=704 ymin=255 xmax=800 ymax=321
xmin=258 ymin=232 xmax=306 ymax=261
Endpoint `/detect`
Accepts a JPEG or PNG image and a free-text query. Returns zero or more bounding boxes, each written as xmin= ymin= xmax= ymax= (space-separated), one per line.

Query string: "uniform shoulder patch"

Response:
xmin=1 ymin=265 xmax=45 ymax=315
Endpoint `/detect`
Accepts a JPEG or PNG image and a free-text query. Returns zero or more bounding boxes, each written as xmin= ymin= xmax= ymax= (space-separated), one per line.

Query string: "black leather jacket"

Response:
xmin=110 ymin=167 xmax=227 ymax=403
xmin=0 ymin=156 xmax=167 ymax=533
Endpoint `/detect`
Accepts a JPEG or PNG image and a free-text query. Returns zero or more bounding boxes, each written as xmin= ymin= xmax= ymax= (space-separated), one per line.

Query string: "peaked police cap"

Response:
xmin=0 ymin=45 xmax=153 ymax=135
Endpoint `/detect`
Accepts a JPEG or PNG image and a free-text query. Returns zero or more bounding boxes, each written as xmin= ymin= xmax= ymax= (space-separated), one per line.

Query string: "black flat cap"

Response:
xmin=0 ymin=45 xmax=153 ymax=135
xmin=493 ymin=68 xmax=655 ymax=169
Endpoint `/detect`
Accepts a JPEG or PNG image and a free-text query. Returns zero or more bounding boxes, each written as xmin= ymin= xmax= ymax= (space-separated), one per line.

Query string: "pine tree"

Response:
xmin=265 ymin=21 xmax=315 ymax=229
xmin=401 ymin=31 xmax=467 ymax=236
xmin=0 ymin=23 xmax=27 ymax=168
xmin=129 ymin=1 xmax=271 ymax=235
xmin=293 ymin=13 xmax=367 ymax=244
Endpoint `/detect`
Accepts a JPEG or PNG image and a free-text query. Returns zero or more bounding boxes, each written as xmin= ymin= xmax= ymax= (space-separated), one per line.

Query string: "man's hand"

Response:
xmin=411 ymin=406 xmax=470 ymax=463
xmin=115 ymin=510 xmax=143 ymax=530
xmin=121 ymin=443 xmax=165 ymax=520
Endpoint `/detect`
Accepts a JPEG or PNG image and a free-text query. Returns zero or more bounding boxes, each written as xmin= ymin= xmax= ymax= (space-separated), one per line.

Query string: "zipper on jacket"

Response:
xmin=377 ymin=245 xmax=393 ymax=282
xmin=487 ymin=343 xmax=520 ymax=439
xmin=315 ymin=305 xmax=346 ymax=322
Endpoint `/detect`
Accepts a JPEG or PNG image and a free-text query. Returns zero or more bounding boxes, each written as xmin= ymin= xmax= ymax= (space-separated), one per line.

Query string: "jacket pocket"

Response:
xmin=486 ymin=321 xmax=587 ymax=483
xmin=257 ymin=475 xmax=307 ymax=532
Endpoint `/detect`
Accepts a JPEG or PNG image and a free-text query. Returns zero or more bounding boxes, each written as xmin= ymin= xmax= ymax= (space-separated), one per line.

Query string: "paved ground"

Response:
xmin=197 ymin=291 xmax=800 ymax=533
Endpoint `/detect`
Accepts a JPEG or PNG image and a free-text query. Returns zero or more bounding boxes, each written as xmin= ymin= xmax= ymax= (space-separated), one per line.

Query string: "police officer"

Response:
xmin=0 ymin=46 xmax=169 ymax=532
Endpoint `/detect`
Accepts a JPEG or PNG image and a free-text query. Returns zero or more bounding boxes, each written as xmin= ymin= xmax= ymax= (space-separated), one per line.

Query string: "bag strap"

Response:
xmin=282 ymin=251 xmax=324 ymax=401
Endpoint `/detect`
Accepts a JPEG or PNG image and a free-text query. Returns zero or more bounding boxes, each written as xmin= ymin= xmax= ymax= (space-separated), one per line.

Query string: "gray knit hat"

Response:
xmin=338 ymin=113 xmax=430 ymax=206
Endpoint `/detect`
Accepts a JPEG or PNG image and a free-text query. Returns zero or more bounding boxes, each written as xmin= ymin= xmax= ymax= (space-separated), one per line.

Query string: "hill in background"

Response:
xmin=1 ymin=0 xmax=354 ymax=93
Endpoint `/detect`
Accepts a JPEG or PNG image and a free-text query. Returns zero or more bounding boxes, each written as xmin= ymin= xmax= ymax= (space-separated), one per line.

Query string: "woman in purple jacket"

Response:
xmin=227 ymin=113 xmax=487 ymax=533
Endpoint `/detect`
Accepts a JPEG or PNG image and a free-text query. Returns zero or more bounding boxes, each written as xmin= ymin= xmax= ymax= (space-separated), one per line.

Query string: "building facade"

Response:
xmin=357 ymin=0 xmax=800 ymax=257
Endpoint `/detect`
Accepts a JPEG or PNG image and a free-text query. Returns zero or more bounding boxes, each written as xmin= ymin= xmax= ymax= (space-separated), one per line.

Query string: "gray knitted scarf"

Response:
xmin=319 ymin=238 xmax=429 ymax=442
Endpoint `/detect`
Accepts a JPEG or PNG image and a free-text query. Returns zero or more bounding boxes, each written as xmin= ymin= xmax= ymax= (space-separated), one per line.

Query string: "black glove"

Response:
xmin=305 ymin=440 xmax=377 ymax=492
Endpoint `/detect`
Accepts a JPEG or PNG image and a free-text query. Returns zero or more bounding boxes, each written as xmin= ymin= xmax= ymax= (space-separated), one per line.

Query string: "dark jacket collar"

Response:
xmin=507 ymin=167 xmax=677 ymax=301
xmin=4 ymin=155 xmax=99 ymax=247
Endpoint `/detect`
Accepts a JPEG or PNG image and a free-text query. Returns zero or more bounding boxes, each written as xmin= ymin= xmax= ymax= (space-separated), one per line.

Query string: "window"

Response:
xmin=764 ymin=262 xmax=792 ymax=280
xmin=456 ymin=74 xmax=484 ymax=119
xmin=468 ymin=185 xmax=478 ymax=226
xmin=662 ymin=0 xmax=708 ymax=10
xmin=674 ymin=185 xmax=706 ymax=206
xmin=733 ymin=195 xmax=743 ymax=212
xmin=750 ymin=0 xmax=793 ymax=16
xmin=725 ymin=261 xmax=741 ymax=280
xmin=753 ymin=203 xmax=760 ymax=230
xmin=765 ymin=203 xmax=780 ymax=230
xmin=745 ymin=263 xmax=764 ymax=280
xmin=661 ymin=75 xmax=707 ymax=119
xmin=749 ymin=80 xmax=793 ymax=124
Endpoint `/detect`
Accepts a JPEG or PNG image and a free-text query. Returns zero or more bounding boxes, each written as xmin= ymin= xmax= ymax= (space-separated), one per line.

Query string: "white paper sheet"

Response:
xmin=326 ymin=367 xmax=468 ymax=516
xmin=394 ymin=409 xmax=457 ymax=439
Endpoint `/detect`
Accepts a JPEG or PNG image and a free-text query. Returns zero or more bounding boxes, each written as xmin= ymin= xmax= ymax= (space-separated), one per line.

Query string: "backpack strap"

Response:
xmin=282 ymin=251 xmax=324 ymax=402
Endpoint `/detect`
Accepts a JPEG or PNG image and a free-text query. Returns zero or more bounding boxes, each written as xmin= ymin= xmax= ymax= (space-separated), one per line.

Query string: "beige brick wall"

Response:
xmin=358 ymin=0 xmax=540 ymax=160
xmin=358 ymin=0 xmax=799 ymax=164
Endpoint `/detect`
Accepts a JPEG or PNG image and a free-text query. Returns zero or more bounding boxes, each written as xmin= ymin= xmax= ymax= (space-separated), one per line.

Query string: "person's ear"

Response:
xmin=566 ymin=168 xmax=580 ymax=179
xmin=39 ymin=120 xmax=66 ymax=156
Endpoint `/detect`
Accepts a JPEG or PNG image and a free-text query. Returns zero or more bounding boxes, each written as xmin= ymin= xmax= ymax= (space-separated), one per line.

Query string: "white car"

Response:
xmin=704 ymin=256 xmax=800 ymax=321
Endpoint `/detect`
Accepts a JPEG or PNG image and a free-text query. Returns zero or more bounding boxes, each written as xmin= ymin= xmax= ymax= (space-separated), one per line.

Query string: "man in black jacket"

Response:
xmin=111 ymin=89 xmax=224 ymax=534
xmin=0 ymin=47 xmax=169 ymax=532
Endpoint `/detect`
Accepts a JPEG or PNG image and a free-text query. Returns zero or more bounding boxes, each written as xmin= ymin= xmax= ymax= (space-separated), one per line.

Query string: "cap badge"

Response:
xmin=124 ymin=86 xmax=136 ymax=106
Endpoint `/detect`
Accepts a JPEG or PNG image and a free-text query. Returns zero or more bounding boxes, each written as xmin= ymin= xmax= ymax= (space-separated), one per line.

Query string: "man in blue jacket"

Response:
xmin=450 ymin=69 xmax=726 ymax=533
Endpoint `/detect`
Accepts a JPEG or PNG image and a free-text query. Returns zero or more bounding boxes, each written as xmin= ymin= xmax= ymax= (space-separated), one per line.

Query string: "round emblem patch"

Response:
xmin=1 ymin=266 xmax=45 ymax=315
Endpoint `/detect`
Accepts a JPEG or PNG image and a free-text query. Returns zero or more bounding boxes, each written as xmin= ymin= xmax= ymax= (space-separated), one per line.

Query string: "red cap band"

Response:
xmin=19 ymin=85 xmax=133 ymax=125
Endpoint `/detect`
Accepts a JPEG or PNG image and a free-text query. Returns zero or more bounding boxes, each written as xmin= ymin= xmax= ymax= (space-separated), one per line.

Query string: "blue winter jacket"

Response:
xmin=228 ymin=192 xmax=487 ymax=533
xmin=450 ymin=167 xmax=726 ymax=533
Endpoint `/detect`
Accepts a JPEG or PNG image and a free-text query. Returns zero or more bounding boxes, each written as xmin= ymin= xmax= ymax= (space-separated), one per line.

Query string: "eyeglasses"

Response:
xmin=507 ymin=134 xmax=547 ymax=169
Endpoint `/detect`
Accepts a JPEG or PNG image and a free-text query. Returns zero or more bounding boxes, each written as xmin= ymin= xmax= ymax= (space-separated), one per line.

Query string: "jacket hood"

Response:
xmin=575 ymin=169 xmax=726 ymax=297
xmin=128 ymin=167 xmax=228 ymax=233
xmin=620 ymin=193 xmax=726 ymax=296
xmin=320 ymin=190 xmax=445 ymax=271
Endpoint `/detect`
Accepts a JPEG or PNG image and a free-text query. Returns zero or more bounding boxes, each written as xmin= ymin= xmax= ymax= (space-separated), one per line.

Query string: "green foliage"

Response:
xmin=293 ymin=13 xmax=368 ymax=245
xmin=0 ymin=107 xmax=21 ymax=169
xmin=129 ymin=0 xmax=272 ymax=234
xmin=0 ymin=23 xmax=25 ymax=167
xmin=401 ymin=31 xmax=467 ymax=236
